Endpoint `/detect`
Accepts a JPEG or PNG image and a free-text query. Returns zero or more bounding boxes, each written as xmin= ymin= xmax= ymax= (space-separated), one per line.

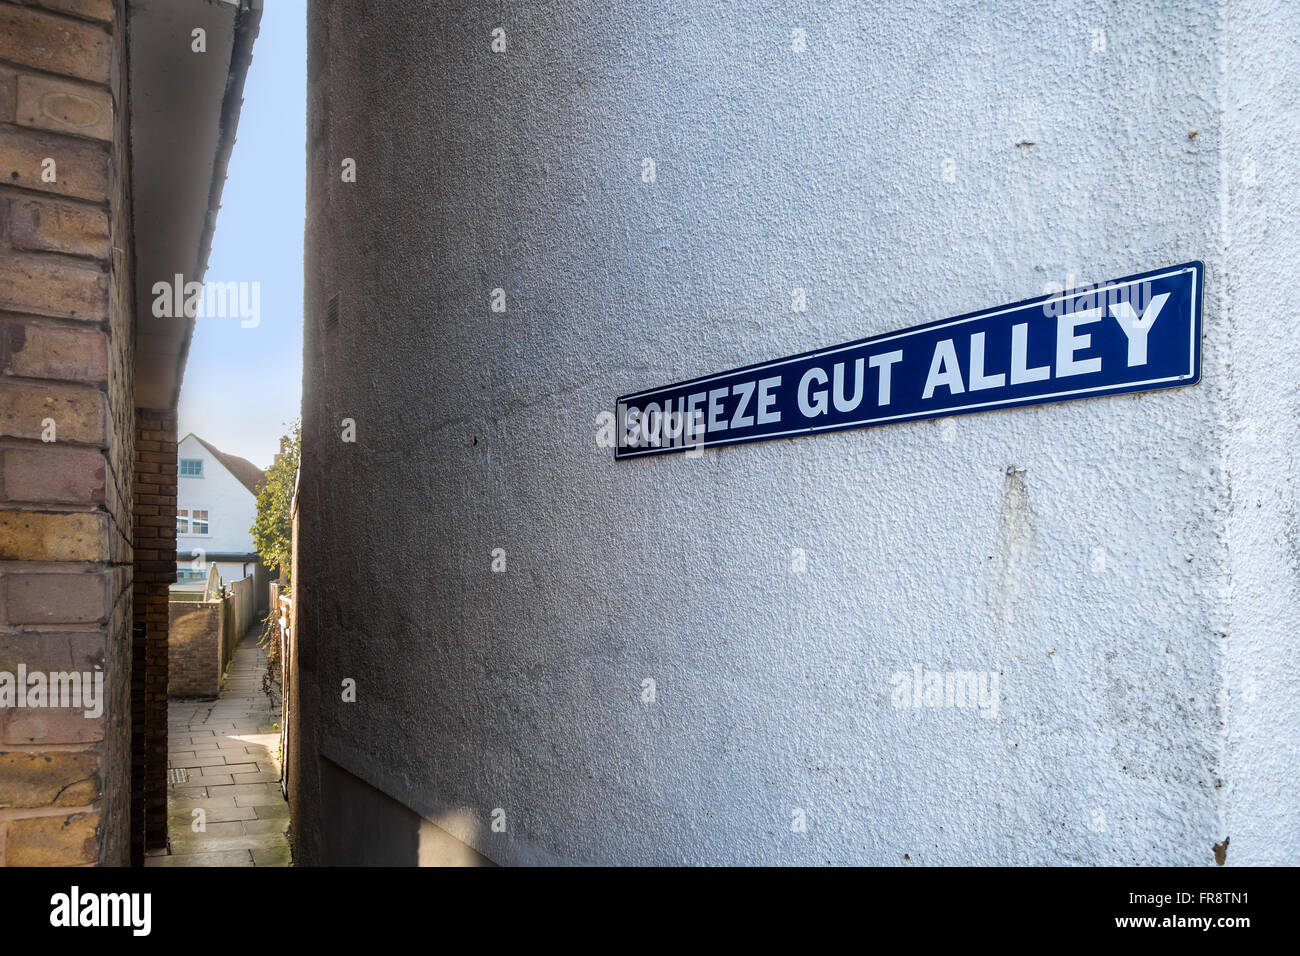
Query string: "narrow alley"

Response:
xmin=146 ymin=627 xmax=291 ymax=867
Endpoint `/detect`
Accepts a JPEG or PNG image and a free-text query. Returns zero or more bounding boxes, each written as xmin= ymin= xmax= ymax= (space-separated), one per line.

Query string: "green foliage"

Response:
xmin=252 ymin=421 xmax=300 ymax=582
xmin=259 ymin=612 xmax=281 ymax=695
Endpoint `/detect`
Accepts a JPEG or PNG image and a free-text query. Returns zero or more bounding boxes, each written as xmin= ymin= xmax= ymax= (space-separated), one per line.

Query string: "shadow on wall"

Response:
xmin=318 ymin=758 xmax=495 ymax=866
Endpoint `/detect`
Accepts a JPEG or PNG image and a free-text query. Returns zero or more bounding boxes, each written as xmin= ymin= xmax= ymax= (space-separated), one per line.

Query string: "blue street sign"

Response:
xmin=615 ymin=261 xmax=1203 ymax=460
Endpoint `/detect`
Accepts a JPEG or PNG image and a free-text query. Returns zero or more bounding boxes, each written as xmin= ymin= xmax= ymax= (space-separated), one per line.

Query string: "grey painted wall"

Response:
xmin=297 ymin=0 xmax=1299 ymax=864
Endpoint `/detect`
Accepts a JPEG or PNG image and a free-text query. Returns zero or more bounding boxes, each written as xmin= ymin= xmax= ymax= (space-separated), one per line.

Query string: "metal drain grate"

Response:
xmin=168 ymin=767 xmax=189 ymax=786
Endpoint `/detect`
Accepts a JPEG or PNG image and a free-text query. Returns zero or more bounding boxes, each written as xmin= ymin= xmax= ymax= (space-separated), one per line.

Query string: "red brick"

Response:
xmin=0 ymin=318 xmax=107 ymax=382
xmin=0 ymin=570 xmax=108 ymax=625
xmin=0 ymin=127 xmax=109 ymax=202
xmin=0 ymin=631 xmax=105 ymax=672
xmin=0 ymin=255 xmax=106 ymax=321
xmin=0 ymin=382 xmax=106 ymax=444
xmin=0 ymin=752 xmax=99 ymax=808
xmin=0 ymin=6 xmax=111 ymax=83
xmin=15 ymin=73 xmax=112 ymax=141
xmin=0 ymin=510 xmax=107 ymax=561
xmin=0 ymin=67 xmax=14 ymax=123
xmin=30 ymin=0 xmax=115 ymax=23
xmin=0 ymin=445 xmax=105 ymax=503
xmin=3 ymin=812 xmax=99 ymax=864
xmin=0 ymin=704 xmax=104 ymax=746
xmin=8 ymin=197 xmax=110 ymax=259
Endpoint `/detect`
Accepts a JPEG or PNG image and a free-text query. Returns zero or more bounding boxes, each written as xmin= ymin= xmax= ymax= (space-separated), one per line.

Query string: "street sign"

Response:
xmin=615 ymin=261 xmax=1203 ymax=460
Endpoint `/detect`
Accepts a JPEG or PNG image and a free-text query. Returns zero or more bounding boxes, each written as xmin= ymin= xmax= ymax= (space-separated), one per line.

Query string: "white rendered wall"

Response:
xmin=297 ymin=0 xmax=1299 ymax=865
xmin=176 ymin=434 xmax=258 ymax=576
xmin=1217 ymin=0 xmax=1300 ymax=865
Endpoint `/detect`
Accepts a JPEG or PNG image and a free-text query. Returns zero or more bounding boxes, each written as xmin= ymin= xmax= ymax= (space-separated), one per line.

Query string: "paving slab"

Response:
xmin=149 ymin=849 xmax=255 ymax=867
xmin=242 ymin=818 xmax=290 ymax=836
xmin=233 ymin=772 xmax=281 ymax=784
xmin=253 ymin=846 xmax=293 ymax=866
xmin=146 ymin=625 xmax=291 ymax=868
xmin=168 ymin=806 xmax=257 ymax=825
xmin=169 ymin=754 xmax=233 ymax=769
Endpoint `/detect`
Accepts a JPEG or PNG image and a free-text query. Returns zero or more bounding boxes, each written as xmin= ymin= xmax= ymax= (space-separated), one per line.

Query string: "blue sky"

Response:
xmin=178 ymin=1 xmax=305 ymax=469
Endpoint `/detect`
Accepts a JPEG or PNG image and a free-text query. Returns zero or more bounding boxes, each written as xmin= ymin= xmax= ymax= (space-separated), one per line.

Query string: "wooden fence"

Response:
xmin=220 ymin=574 xmax=255 ymax=674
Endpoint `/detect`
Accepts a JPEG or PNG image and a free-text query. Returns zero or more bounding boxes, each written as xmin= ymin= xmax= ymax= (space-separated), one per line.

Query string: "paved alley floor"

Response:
xmin=146 ymin=626 xmax=291 ymax=866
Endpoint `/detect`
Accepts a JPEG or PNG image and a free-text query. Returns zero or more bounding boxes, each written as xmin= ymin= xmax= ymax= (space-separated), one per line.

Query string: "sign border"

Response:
xmin=614 ymin=260 xmax=1204 ymax=460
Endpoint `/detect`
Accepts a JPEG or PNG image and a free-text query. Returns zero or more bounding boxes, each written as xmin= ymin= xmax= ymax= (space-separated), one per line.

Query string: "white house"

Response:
xmin=175 ymin=433 xmax=265 ymax=587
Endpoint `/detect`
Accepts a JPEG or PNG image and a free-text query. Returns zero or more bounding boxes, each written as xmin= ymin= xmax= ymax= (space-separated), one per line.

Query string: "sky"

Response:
xmin=177 ymin=1 xmax=306 ymax=470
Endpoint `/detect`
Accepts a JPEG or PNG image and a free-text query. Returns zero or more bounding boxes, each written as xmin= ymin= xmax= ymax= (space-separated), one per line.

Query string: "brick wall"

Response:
xmin=131 ymin=406 xmax=173 ymax=858
xmin=167 ymin=600 xmax=222 ymax=698
xmin=0 ymin=0 xmax=133 ymax=865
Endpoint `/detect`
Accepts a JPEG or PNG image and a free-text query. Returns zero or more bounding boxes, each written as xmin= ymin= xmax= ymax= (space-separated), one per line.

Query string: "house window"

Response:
xmin=177 ymin=509 xmax=189 ymax=533
xmin=180 ymin=458 xmax=204 ymax=477
xmin=191 ymin=510 xmax=209 ymax=535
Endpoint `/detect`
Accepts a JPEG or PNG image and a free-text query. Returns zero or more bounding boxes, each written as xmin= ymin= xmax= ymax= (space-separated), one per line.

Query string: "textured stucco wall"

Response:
xmin=1218 ymin=0 xmax=1300 ymax=865
xmin=297 ymin=0 xmax=1298 ymax=864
